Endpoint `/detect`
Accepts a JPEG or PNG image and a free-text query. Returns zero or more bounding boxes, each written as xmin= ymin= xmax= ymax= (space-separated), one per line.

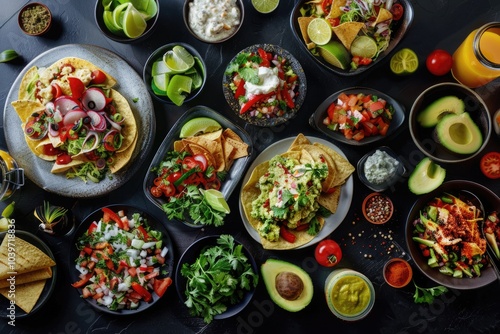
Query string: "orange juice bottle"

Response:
xmin=451 ymin=22 xmax=500 ymax=88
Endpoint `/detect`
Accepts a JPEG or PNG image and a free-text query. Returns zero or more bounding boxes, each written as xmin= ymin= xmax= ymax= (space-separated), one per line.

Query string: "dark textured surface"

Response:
xmin=1 ymin=1 xmax=499 ymax=333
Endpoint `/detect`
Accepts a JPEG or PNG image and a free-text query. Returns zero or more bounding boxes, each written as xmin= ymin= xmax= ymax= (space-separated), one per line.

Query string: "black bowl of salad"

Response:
xmin=69 ymin=204 xmax=175 ymax=314
xmin=290 ymin=0 xmax=414 ymax=75
xmin=222 ymin=44 xmax=307 ymax=127
xmin=405 ymin=180 xmax=499 ymax=290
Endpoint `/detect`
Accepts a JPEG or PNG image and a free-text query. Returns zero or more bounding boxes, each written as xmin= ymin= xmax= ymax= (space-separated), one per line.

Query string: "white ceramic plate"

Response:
xmin=239 ymin=136 xmax=353 ymax=249
xmin=3 ymin=44 xmax=155 ymax=198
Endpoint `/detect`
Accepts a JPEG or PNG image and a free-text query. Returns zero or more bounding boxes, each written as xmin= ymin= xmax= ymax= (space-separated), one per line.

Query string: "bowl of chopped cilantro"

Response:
xmin=175 ymin=235 xmax=259 ymax=323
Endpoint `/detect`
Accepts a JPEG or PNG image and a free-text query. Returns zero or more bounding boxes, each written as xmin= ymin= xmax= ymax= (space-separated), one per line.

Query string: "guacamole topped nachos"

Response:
xmin=241 ymin=134 xmax=354 ymax=249
xmin=11 ymin=57 xmax=137 ymax=182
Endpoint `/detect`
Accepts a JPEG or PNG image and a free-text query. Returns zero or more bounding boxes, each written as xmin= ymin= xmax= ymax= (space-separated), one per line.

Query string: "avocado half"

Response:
xmin=435 ymin=112 xmax=483 ymax=154
xmin=417 ymin=95 xmax=465 ymax=128
xmin=408 ymin=157 xmax=446 ymax=195
xmin=261 ymin=258 xmax=313 ymax=312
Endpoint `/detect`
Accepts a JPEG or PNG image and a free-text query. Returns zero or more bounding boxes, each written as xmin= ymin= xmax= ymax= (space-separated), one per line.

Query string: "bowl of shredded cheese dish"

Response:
xmin=183 ymin=0 xmax=244 ymax=43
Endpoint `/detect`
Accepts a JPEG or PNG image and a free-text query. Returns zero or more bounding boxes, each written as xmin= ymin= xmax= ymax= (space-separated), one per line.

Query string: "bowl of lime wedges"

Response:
xmin=143 ymin=43 xmax=207 ymax=106
xmin=95 ymin=0 xmax=159 ymax=43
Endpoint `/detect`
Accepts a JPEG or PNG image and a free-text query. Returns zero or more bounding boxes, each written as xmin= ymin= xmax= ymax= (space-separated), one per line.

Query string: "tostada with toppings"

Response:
xmin=11 ymin=57 xmax=137 ymax=183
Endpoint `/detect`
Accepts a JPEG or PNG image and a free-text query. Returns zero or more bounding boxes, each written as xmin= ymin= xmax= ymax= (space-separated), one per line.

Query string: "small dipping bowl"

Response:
xmin=362 ymin=192 xmax=394 ymax=224
xmin=0 ymin=150 xmax=24 ymax=201
xmin=324 ymin=269 xmax=375 ymax=321
xmin=357 ymin=146 xmax=406 ymax=192
xmin=18 ymin=2 xmax=52 ymax=36
xmin=383 ymin=258 xmax=413 ymax=288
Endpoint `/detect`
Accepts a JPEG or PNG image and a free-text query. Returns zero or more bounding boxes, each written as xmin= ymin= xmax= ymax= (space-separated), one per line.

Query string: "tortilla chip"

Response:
xmin=50 ymin=159 xmax=86 ymax=174
xmin=197 ymin=129 xmax=223 ymax=141
xmin=112 ymin=89 xmax=137 ymax=154
xmin=290 ymin=144 xmax=337 ymax=192
xmin=289 ymin=133 xmax=311 ymax=148
xmin=224 ymin=137 xmax=248 ymax=159
xmin=326 ymin=0 xmax=347 ymax=19
xmin=313 ymin=142 xmax=354 ymax=187
xmin=372 ymin=7 xmax=393 ymax=26
xmin=109 ymin=132 xmax=138 ymax=174
xmin=11 ymin=100 xmax=47 ymax=155
xmin=18 ymin=66 xmax=39 ymax=101
xmin=221 ymin=137 xmax=236 ymax=171
xmin=317 ymin=186 xmax=341 ymax=214
xmin=0 ymin=279 xmax=46 ymax=313
xmin=0 ymin=267 xmax=52 ymax=288
xmin=332 ymin=22 xmax=365 ymax=50
xmin=297 ymin=16 xmax=315 ymax=45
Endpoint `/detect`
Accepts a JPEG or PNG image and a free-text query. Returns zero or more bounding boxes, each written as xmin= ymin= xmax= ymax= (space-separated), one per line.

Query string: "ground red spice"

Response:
xmin=385 ymin=261 xmax=410 ymax=286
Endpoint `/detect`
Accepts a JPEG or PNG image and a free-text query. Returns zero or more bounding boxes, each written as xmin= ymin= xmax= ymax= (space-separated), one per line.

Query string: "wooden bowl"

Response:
xmin=362 ymin=192 xmax=394 ymax=224
xmin=18 ymin=2 xmax=52 ymax=36
xmin=383 ymin=258 xmax=413 ymax=288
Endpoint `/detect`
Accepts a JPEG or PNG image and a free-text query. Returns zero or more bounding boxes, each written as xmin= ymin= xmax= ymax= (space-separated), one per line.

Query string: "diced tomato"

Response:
xmin=352 ymin=130 xmax=365 ymax=141
xmin=257 ymin=48 xmax=270 ymax=67
xmin=128 ymin=267 xmax=137 ymax=277
xmin=102 ymin=207 xmax=126 ymax=229
xmin=369 ymin=101 xmax=385 ymax=114
xmin=56 ymin=153 xmax=72 ymax=165
xmin=281 ymin=82 xmax=295 ymax=108
xmin=91 ymin=70 xmax=107 ymax=85
xmin=137 ymin=225 xmax=150 ymax=241
xmin=359 ymin=57 xmax=373 ymax=65
xmin=71 ymin=273 xmax=93 ymax=288
xmin=153 ymin=277 xmax=172 ymax=298
xmin=390 ymin=3 xmax=404 ymax=20
xmin=131 ymin=282 xmax=153 ymax=302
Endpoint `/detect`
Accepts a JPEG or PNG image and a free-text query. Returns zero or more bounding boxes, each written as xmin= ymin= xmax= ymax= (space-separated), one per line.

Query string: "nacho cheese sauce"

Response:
xmin=188 ymin=0 xmax=241 ymax=42
xmin=330 ymin=275 xmax=371 ymax=316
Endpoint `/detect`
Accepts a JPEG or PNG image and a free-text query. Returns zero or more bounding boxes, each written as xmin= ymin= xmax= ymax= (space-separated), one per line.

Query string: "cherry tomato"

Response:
xmin=150 ymin=186 xmax=163 ymax=198
xmin=426 ymin=49 xmax=453 ymax=76
xmin=91 ymin=70 xmax=107 ymax=85
xmin=314 ymin=239 xmax=342 ymax=267
xmin=56 ymin=153 xmax=72 ymax=165
xmin=42 ymin=144 xmax=60 ymax=156
xmin=480 ymin=152 xmax=500 ymax=179
xmin=390 ymin=3 xmax=404 ymax=20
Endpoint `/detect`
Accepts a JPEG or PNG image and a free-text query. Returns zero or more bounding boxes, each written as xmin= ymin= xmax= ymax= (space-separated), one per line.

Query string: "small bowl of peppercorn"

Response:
xmin=18 ymin=2 xmax=52 ymax=36
xmin=362 ymin=192 xmax=394 ymax=224
xmin=383 ymin=258 xmax=413 ymax=288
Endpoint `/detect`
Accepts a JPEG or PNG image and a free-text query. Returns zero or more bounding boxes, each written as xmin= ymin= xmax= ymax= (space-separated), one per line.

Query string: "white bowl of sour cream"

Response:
xmin=183 ymin=0 xmax=244 ymax=43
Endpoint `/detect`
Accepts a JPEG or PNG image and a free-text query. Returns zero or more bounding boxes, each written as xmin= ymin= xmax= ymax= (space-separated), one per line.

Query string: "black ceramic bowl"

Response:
xmin=409 ymin=83 xmax=491 ymax=163
xmin=309 ymin=87 xmax=405 ymax=146
xmin=143 ymin=42 xmax=207 ymax=105
xmin=357 ymin=146 xmax=407 ymax=192
xmin=183 ymin=0 xmax=244 ymax=43
xmin=405 ymin=180 xmax=499 ymax=289
xmin=175 ymin=235 xmax=258 ymax=320
xmin=290 ymin=0 xmax=414 ymax=76
xmin=95 ymin=0 xmax=159 ymax=43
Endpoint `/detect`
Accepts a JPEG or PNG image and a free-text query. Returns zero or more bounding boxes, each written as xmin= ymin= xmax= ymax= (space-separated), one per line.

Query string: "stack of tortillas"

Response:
xmin=0 ymin=235 xmax=56 ymax=313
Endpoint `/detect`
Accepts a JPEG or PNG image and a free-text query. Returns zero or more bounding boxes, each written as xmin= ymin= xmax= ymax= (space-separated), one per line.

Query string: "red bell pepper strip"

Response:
xmin=281 ymin=82 xmax=295 ymax=109
xmin=101 ymin=207 xmax=126 ymax=230
xmin=131 ymin=282 xmax=153 ymax=302
xmin=258 ymin=48 xmax=271 ymax=67
xmin=240 ymin=93 xmax=274 ymax=114
xmin=234 ymin=79 xmax=246 ymax=99
xmin=153 ymin=277 xmax=172 ymax=298
xmin=71 ymin=272 xmax=93 ymax=288
xmin=280 ymin=225 xmax=296 ymax=243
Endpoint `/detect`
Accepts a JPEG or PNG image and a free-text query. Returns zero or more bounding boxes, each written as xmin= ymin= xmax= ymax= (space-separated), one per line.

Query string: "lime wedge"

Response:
xmin=153 ymin=73 xmax=169 ymax=91
xmin=1 ymin=201 xmax=15 ymax=218
xmin=122 ymin=4 xmax=147 ymax=38
xmin=112 ymin=3 xmax=130 ymax=29
xmin=180 ymin=117 xmax=222 ymax=138
xmin=251 ymin=0 xmax=280 ymax=14
xmin=390 ymin=48 xmax=419 ymax=75
xmin=103 ymin=10 xmax=123 ymax=34
xmin=307 ymin=18 xmax=332 ymax=46
xmin=151 ymin=79 xmax=168 ymax=96
xmin=188 ymin=69 xmax=203 ymax=89
xmin=163 ymin=47 xmax=195 ymax=73
xmin=317 ymin=41 xmax=350 ymax=70
xmin=202 ymin=189 xmax=230 ymax=214
xmin=167 ymin=75 xmax=192 ymax=106
xmin=350 ymin=35 xmax=378 ymax=59
xmin=152 ymin=59 xmax=172 ymax=75
xmin=172 ymin=46 xmax=195 ymax=68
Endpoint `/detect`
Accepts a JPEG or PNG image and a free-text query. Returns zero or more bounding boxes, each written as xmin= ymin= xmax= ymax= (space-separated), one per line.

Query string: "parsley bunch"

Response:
xmin=413 ymin=281 xmax=448 ymax=304
xmin=180 ymin=235 xmax=259 ymax=323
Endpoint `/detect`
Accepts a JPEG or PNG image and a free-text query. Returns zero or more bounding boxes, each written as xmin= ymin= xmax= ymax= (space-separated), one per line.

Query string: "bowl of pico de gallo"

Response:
xmin=222 ymin=44 xmax=307 ymax=127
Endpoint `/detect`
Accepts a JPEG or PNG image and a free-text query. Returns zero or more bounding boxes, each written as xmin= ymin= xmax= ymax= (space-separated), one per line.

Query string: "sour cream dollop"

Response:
xmin=244 ymin=66 xmax=280 ymax=96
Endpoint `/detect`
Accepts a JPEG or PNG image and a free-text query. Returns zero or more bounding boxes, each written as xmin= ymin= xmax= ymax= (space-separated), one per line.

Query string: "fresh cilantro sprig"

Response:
xmin=180 ymin=234 xmax=259 ymax=323
xmin=413 ymin=281 xmax=448 ymax=304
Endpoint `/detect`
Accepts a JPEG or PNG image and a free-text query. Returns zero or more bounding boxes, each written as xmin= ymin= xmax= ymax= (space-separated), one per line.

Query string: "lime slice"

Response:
xmin=1 ymin=201 xmax=15 ymax=218
xmin=317 ymin=41 xmax=350 ymax=70
xmin=167 ymin=75 xmax=192 ymax=106
xmin=122 ymin=4 xmax=147 ymax=38
xmin=103 ymin=10 xmax=123 ymax=34
xmin=163 ymin=46 xmax=195 ymax=73
xmin=112 ymin=3 xmax=129 ymax=29
xmin=202 ymin=189 xmax=230 ymax=214
xmin=152 ymin=59 xmax=172 ymax=75
xmin=188 ymin=69 xmax=203 ymax=90
xmin=151 ymin=79 xmax=168 ymax=96
xmin=251 ymin=0 xmax=280 ymax=14
xmin=350 ymin=35 xmax=378 ymax=59
xmin=307 ymin=18 xmax=332 ymax=46
xmin=153 ymin=73 xmax=169 ymax=91
xmin=180 ymin=117 xmax=222 ymax=138
xmin=390 ymin=48 xmax=419 ymax=75
xmin=172 ymin=46 xmax=195 ymax=68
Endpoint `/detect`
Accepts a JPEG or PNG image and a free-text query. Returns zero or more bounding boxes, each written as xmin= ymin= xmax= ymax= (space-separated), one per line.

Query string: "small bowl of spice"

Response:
xmin=362 ymin=192 xmax=394 ymax=224
xmin=18 ymin=2 xmax=52 ymax=36
xmin=383 ymin=258 xmax=413 ymax=288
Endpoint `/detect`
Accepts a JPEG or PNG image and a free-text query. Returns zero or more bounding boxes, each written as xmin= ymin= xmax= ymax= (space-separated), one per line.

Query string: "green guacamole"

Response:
xmin=330 ymin=276 xmax=371 ymax=316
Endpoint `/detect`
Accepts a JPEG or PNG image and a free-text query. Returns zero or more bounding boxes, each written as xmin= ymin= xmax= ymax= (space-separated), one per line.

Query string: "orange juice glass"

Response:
xmin=451 ymin=22 xmax=500 ymax=88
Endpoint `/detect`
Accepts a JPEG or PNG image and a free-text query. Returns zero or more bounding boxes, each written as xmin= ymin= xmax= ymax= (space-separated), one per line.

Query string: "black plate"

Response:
xmin=69 ymin=204 xmax=175 ymax=315
xmin=175 ymin=235 xmax=258 ymax=320
xmin=0 ymin=230 xmax=57 ymax=318
xmin=309 ymin=87 xmax=405 ymax=146
xmin=143 ymin=105 xmax=253 ymax=228
xmin=222 ymin=44 xmax=307 ymax=127
xmin=290 ymin=0 xmax=414 ymax=76
xmin=405 ymin=180 xmax=500 ymax=289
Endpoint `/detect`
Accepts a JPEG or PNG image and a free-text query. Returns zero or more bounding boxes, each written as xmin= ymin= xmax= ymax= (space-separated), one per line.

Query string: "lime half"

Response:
xmin=317 ymin=41 xmax=350 ymax=70
xmin=202 ymin=189 xmax=230 ymax=214
xmin=350 ymin=36 xmax=378 ymax=59
xmin=251 ymin=0 xmax=280 ymax=14
xmin=122 ymin=4 xmax=147 ymax=38
xmin=390 ymin=48 xmax=419 ymax=75
xmin=307 ymin=18 xmax=332 ymax=46
xmin=179 ymin=117 xmax=222 ymax=138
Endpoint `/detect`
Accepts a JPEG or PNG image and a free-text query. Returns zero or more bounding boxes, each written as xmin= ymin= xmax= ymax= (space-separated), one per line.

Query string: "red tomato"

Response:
xmin=51 ymin=83 xmax=63 ymax=99
xmin=390 ymin=3 xmax=404 ymax=20
xmin=91 ymin=70 xmax=107 ymax=85
xmin=150 ymin=186 xmax=163 ymax=198
xmin=314 ymin=239 xmax=342 ymax=267
xmin=480 ymin=152 xmax=500 ymax=179
xmin=67 ymin=77 xmax=86 ymax=99
xmin=426 ymin=49 xmax=453 ymax=76
xmin=42 ymin=144 xmax=60 ymax=156
xmin=153 ymin=277 xmax=172 ymax=298
xmin=56 ymin=153 xmax=72 ymax=165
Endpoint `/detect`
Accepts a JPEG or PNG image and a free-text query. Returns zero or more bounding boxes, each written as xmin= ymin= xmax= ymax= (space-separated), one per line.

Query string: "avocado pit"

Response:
xmin=275 ymin=271 xmax=304 ymax=300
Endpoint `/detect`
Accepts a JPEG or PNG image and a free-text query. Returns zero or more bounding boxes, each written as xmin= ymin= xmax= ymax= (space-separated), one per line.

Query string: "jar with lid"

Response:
xmin=0 ymin=150 xmax=24 ymax=201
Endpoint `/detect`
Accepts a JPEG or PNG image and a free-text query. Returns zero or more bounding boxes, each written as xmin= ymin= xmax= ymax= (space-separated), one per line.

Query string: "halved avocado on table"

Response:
xmin=408 ymin=157 xmax=446 ymax=195
xmin=435 ymin=112 xmax=482 ymax=154
xmin=261 ymin=258 xmax=313 ymax=312
xmin=417 ymin=96 xmax=464 ymax=128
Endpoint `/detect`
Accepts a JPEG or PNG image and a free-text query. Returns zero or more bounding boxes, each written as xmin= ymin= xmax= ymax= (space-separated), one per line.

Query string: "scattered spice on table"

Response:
xmin=20 ymin=4 xmax=51 ymax=35
xmin=385 ymin=260 xmax=411 ymax=287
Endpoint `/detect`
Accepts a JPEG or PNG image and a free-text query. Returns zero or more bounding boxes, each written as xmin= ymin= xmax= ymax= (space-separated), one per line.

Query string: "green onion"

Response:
xmin=0 ymin=50 xmax=19 ymax=63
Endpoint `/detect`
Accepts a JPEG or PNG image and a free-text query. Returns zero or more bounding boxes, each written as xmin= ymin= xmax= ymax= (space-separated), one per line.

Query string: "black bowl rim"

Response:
xmin=405 ymin=180 xmax=500 ymax=289
xmin=409 ymin=82 xmax=492 ymax=163
xmin=94 ymin=0 xmax=159 ymax=43
xmin=174 ymin=235 xmax=258 ymax=319
xmin=183 ymin=0 xmax=245 ymax=43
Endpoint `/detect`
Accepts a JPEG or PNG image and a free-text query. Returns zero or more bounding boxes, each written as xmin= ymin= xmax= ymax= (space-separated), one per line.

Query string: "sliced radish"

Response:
xmin=63 ymin=110 xmax=87 ymax=127
xmin=49 ymin=123 xmax=59 ymax=137
xmin=87 ymin=110 xmax=107 ymax=131
xmin=103 ymin=112 xmax=122 ymax=131
xmin=54 ymin=96 xmax=80 ymax=115
xmin=81 ymin=88 xmax=107 ymax=111
xmin=45 ymin=101 xmax=55 ymax=115
xmin=81 ymin=131 xmax=100 ymax=153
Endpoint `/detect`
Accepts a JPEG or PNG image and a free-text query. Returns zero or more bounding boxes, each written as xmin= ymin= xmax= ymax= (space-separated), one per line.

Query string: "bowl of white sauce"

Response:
xmin=357 ymin=146 xmax=407 ymax=192
xmin=183 ymin=0 xmax=244 ymax=43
